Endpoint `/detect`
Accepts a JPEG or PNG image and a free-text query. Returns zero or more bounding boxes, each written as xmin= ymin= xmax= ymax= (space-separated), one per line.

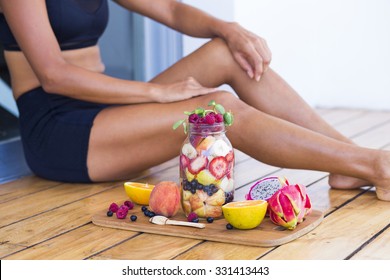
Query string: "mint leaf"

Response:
xmin=194 ymin=107 xmax=205 ymax=116
xmin=215 ymin=104 xmax=226 ymax=114
xmin=223 ymin=112 xmax=234 ymax=126
xmin=208 ymin=100 xmax=216 ymax=107
xmin=172 ymin=119 xmax=185 ymax=130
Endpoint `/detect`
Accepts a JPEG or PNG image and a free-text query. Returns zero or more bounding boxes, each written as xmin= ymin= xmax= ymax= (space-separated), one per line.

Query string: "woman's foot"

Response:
xmin=328 ymin=174 xmax=371 ymax=189
xmin=373 ymin=151 xmax=390 ymax=201
xmin=329 ymin=150 xmax=390 ymax=201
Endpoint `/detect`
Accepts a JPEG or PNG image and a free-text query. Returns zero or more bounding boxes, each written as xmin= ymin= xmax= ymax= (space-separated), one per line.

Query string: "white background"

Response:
xmin=2 ymin=1 xmax=390 ymax=113
xmin=183 ymin=0 xmax=390 ymax=110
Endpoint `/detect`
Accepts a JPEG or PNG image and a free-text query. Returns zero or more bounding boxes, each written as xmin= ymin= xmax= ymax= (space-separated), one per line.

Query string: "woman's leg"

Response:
xmin=150 ymin=38 xmax=370 ymax=189
xmin=87 ymin=38 xmax=390 ymax=199
xmin=87 ymin=91 xmax=390 ymax=200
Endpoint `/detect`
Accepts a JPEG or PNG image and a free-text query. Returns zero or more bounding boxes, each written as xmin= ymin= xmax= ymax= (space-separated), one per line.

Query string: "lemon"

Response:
xmin=222 ymin=200 xmax=268 ymax=229
xmin=124 ymin=182 xmax=155 ymax=205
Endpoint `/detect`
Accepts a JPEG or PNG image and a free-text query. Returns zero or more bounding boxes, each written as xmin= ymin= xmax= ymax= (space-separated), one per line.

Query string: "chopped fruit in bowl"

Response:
xmin=222 ymin=200 xmax=268 ymax=230
xmin=124 ymin=182 xmax=155 ymax=205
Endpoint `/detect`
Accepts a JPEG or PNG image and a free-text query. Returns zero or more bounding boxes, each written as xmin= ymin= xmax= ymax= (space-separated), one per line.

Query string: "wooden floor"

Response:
xmin=1 ymin=108 xmax=390 ymax=260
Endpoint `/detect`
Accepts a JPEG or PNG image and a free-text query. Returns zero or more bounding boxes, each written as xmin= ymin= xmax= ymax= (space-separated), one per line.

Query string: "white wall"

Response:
xmin=182 ymin=0 xmax=235 ymax=55
xmin=184 ymin=0 xmax=390 ymax=110
xmin=0 ymin=80 xmax=18 ymax=116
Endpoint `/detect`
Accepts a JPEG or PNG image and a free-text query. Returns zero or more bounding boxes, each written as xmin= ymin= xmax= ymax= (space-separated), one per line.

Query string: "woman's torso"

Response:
xmin=0 ymin=0 xmax=109 ymax=99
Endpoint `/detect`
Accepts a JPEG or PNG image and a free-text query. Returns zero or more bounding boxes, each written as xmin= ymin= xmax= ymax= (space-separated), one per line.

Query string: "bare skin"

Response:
xmin=88 ymin=38 xmax=390 ymax=201
xmin=1 ymin=1 xmax=389 ymax=200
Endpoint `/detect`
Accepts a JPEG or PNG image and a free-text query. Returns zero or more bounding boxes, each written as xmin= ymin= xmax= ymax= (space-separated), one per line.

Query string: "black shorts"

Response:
xmin=16 ymin=87 xmax=109 ymax=182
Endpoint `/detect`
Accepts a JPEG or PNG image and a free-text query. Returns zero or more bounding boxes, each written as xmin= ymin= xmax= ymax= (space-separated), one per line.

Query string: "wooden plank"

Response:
xmin=0 ymin=157 xmax=181 ymax=228
xmin=0 ymin=181 xmax=119 ymax=227
xmin=259 ymin=189 xmax=389 ymax=260
xmin=0 ymin=176 xmax=61 ymax=204
xmin=353 ymin=122 xmax=390 ymax=149
xmin=4 ymin=223 xmax=139 ymax=260
xmin=316 ymin=108 xmax=366 ymax=126
xmin=350 ymin=225 xmax=390 ymax=260
xmin=90 ymin=234 xmax=200 ymax=260
xmin=335 ymin=111 xmax=390 ymax=139
xmin=0 ymin=242 xmax=27 ymax=258
xmin=0 ymin=166 xmax=179 ymax=254
xmin=174 ymin=241 xmax=270 ymax=260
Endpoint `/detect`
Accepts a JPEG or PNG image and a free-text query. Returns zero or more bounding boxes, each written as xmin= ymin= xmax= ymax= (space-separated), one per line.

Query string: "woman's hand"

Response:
xmin=154 ymin=77 xmax=219 ymax=103
xmin=223 ymin=22 xmax=272 ymax=82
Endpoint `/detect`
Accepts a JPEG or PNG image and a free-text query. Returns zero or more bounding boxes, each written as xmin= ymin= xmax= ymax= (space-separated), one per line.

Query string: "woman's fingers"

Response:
xmin=157 ymin=77 xmax=219 ymax=103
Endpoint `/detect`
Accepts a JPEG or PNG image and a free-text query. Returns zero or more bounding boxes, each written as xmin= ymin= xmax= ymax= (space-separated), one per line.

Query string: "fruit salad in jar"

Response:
xmin=174 ymin=101 xmax=235 ymax=218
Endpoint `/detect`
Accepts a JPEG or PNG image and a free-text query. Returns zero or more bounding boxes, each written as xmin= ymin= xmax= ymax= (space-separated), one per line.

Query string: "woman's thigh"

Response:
xmin=87 ymin=92 xmax=240 ymax=182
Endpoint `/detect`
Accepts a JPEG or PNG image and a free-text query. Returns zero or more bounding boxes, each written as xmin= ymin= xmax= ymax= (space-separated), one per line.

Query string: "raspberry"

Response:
xmin=198 ymin=117 xmax=207 ymax=124
xmin=108 ymin=203 xmax=119 ymax=213
xmin=188 ymin=113 xmax=200 ymax=123
xmin=116 ymin=205 xmax=129 ymax=219
xmin=124 ymin=200 xmax=134 ymax=210
xmin=205 ymin=113 xmax=216 ymax=125
xmin=215 ymin=113 xmax=224 ymax=123
xmin=187 ymin=212 xmax=198 ymax=222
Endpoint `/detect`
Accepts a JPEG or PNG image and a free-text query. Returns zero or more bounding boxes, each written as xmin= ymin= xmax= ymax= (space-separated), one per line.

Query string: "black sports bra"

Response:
xmin=0 ymin=0 xmax=109 ymax=51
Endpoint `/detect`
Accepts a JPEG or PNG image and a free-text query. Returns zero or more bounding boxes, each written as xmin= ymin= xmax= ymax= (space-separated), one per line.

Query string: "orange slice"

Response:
xmin=222 ymin=200 xmax=268 ymax=229
xmin=124 ymin=182 xmax=155 ymax=205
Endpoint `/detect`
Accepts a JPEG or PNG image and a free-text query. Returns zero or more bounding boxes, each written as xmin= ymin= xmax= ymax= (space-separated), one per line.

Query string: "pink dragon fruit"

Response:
xmin=268 ymin=184 xmax=312 ymax=230
xmin=245 ymin=176 xmax=289 ymax=201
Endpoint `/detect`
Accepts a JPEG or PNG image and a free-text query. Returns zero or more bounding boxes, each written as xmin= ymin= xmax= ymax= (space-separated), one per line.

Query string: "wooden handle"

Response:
xmin=166 ymin=219 xmax=205 ymax=229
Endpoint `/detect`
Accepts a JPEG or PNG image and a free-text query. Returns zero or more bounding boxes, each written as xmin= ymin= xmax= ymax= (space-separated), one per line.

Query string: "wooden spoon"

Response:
xmin=149 ymin=215 xmax=205 ymax=229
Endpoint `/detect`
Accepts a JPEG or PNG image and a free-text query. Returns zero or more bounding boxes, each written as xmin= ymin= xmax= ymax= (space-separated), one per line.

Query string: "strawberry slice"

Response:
xmin=225 ymin=150 xmax=234 ymax=162
xmin=180 ymin=154 xmax=190 ymax=169
xmin=188 ymin=156 xmax=208 ymax=174
xmin=209 ymin=156 xmax=228 ymax=179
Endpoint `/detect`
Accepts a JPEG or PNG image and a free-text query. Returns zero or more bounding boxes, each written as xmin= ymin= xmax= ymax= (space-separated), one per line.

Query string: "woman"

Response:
xmin=0 ymin=0 xmax=389 ymax=200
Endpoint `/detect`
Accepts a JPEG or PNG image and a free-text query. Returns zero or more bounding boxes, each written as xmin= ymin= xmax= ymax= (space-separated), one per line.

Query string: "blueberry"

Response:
xmin=147 ymin=211 xmax=156 ymax=217
xmin=191 ymin=180 xmax=198 ymax=188
xmin=226 ymin=223 xmax=234 ymax=230
xmin=106 ymin=210 xmax=113 ymax=217
xmin=130 ymin=215 xmax=137 ymax=222
xmin=141 ymin=206 xmax=148 ymax=212
xmin=225 ymin=192 xmax=234 ymax=203
xmin=192 ymin=218 xmax=199 ymax=223
xmin=190 ymin=188 xmax=197 ymax=194
xmin=206 ymin=217 xmax=214 ymax=223
xmin=144 ymin=210 xmax=151 ymax=216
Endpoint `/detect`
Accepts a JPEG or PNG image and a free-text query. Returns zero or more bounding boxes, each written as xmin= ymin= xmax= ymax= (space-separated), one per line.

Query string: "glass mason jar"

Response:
xmin=180 ymin=122 xmax=235 ymax=219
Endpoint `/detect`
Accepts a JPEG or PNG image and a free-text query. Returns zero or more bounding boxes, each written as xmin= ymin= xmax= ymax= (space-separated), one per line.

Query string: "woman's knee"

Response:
xmin=204 ymin=38 xmax=235 ymax=67
xmin=205 ymin=90 xmax=247 ymax=112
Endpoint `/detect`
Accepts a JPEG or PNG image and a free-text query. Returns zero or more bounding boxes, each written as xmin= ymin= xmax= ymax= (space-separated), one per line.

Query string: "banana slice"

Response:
xmin=209 ymin=139 xmax=231 ymax=157
xmin=181 ymin=143 xmax=197 ymax=159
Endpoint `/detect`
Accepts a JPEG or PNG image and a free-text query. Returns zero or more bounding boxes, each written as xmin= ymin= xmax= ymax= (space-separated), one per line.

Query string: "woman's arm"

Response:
xmin=115 ymin=0 xmax=272 ymax=81
xmin=0 ymin=0 xmax=216 ymax=104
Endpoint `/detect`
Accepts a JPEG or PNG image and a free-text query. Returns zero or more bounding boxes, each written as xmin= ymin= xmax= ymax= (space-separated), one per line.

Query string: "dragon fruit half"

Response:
xmin=245 ymin=176 xmax=289 ymax=201
xmin=268 ymin=184 xmax=312 ymax=230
